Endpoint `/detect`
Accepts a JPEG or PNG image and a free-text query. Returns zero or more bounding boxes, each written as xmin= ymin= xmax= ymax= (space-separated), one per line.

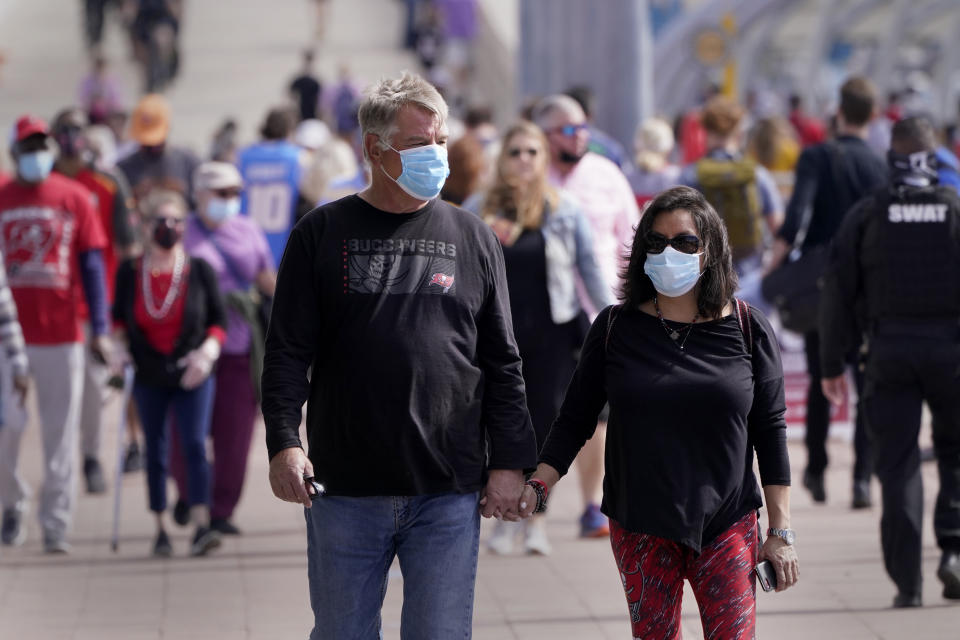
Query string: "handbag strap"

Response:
xmin=605 ymin=304 xmax=622 ymax=353
xmin=733 ymin=298 xmax=753 ymax=357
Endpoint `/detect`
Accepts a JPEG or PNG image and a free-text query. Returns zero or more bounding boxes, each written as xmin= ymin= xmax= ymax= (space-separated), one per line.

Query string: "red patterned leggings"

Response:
xmin=609 ymin=511 xmax=759 ymax=640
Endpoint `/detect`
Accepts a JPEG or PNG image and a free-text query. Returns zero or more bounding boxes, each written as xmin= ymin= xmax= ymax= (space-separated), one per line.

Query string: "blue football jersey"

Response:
xmin=238 ymin=141 xmax=302 ymax=265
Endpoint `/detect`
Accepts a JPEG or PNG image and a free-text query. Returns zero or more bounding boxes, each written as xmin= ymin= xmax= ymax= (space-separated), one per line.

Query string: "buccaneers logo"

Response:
xmin=429 ymin=272 xmax=454 ymax=293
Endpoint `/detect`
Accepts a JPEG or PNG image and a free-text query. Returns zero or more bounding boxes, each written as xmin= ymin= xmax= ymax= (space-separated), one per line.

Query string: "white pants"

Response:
xmin=0 ymin=343 xmax=84 ymax=539
xmin=80 ymin=324 xmax=108 ymax=459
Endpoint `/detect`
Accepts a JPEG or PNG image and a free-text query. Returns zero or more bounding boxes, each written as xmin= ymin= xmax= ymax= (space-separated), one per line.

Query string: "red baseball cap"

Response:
xmin=13 ymin=115 xmax=50 ymax=143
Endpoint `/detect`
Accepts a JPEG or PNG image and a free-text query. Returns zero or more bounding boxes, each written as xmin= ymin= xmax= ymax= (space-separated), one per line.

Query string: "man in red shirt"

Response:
xmin=0 ymin=115 xmax=112 ymax=554
xmin=52 ymin=108 xmax=136 ymax=495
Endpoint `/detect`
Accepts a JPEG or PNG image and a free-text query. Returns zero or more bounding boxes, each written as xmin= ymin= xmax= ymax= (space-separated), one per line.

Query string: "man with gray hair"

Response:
xmin=262 ymin=71 xmax=537 ymax=638
xmin=532 ymin=93 xmax=640 ymax=539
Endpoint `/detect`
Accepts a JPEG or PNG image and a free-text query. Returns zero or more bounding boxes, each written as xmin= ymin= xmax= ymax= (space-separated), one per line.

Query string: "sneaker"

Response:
xmin=190 ymin=526 xmax=221 ymax=557
xmin=803 ymin=469 xmax=826 ymax=504
xmin=579 ymin=504 xmax=610 ymax=538
xmin=892 ymin=591 xmax=922 ymax=608
xmin=152 ymin=530 xmax=173 ymax=558
xmin=524 ymin=521 xmax=552 ymax=556
xmin=486 ymin=520 xmax=518 ymax=555
xmin=938 ymin=550 xmax=960 ymax=600
xmin=43 ymin=532 xmax=71 ymax=555
xmin=211 ymin=518 xmax=241 ymax=536
xmin=172 ymin=499 xmax=190 ymax=527
xmin=851 ymin=479 xmax=872 ymax=509
xmin=122 ymin=442 xmax=144 ymax=474
xmin=1 ymin=508 xmax=25 ymax=546
xmin=83 ymin=457 xmax=107 ymax=494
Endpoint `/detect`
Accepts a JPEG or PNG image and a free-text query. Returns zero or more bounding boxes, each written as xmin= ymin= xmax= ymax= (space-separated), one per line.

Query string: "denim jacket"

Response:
xmin=462 ymin=191 xmax=614 ymax=324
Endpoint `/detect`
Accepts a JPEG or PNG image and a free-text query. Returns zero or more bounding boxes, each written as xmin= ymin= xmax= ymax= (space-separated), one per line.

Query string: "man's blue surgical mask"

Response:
xmin=206 ymin=197 xmax=241 ymax=222
xmin=18 ymin=150 xmax=55 ymax=183
xmin=644 ymin=246 xmax=704 ymax=297
xmin=381 ymin=142 xmax=450 ymax=201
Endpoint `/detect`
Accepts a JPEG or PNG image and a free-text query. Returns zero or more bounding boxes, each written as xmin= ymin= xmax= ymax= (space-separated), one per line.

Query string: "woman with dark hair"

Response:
xmin=519 ymin=185 xmax=799 ymax=637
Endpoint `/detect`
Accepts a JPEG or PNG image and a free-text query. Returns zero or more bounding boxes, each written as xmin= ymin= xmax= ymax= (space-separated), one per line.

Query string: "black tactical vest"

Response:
xmin=860 ymin=185 xmax=960 ymax=321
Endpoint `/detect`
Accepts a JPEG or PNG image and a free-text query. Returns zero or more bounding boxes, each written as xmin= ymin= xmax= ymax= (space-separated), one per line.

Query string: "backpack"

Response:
xmin=696 ymin=157 xmax=764 ymax=261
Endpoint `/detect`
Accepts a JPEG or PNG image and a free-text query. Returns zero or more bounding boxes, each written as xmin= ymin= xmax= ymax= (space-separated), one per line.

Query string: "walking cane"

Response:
xmin=110 ymin=365 xmax=135 ymax=552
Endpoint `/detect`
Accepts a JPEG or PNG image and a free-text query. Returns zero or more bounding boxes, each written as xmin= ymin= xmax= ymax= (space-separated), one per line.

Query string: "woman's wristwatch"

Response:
xmin=767 ymin=527 xmax=796 ymax=545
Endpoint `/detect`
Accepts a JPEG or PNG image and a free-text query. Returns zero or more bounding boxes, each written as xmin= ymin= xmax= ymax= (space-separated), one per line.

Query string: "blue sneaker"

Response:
xmin=579 ymin=503 xmax=609 ymax=538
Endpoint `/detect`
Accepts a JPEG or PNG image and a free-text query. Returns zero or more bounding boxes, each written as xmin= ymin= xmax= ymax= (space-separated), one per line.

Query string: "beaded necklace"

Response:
xmin=653 ymin=295 xmax=699 ymax=351
xmin=141 ymin=249 xmax=185 ymax=320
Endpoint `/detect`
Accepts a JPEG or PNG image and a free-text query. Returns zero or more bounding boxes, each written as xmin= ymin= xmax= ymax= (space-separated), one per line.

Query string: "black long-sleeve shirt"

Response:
xmin=539 ymin=304 xmax=790 ymax=552
xmin=778 ymin=136 xmax=887 ymax=250
xmin=262 ymin=195 xmax=537 ymax=496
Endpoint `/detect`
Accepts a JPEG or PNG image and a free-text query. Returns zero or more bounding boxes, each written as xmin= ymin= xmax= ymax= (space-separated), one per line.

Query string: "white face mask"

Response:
xmin=206 ymin=197 xmax=241 ymax=222
xmin=643 ymin=246 xmax=704 ymax=297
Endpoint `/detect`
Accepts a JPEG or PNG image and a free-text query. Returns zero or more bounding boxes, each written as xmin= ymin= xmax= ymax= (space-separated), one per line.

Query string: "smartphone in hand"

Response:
xmin=755 ymin=560 xmax=778 ymax=592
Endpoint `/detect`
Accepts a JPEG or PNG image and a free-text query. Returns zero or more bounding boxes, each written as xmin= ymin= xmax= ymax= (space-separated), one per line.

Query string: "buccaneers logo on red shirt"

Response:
xmin=429 ymin=272 xmax=454 ymax=293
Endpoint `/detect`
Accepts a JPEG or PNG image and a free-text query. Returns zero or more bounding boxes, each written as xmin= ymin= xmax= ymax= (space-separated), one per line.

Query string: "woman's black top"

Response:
xmin=501 ymin=230 xmax=554 ymax=350
xmin=539 ymin=303 xmax=791 ymax=552
xmin=113 ymin=256 xmax=226 ymax=388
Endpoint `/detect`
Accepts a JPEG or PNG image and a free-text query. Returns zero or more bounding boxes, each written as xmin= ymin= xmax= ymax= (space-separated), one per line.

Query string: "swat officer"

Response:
xmin=819 ymin=116 xmax=960 ymax=608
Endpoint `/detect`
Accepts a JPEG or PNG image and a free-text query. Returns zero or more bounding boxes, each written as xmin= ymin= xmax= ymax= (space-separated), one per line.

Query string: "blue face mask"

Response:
xmin=644 ymin=246 xmax=704 ymax=297
xmin=381 ymin=142 xmax=450 ymax=201
xmin=18 ymin=150 xmax=55 ymax=183
xmin=206 ymin=197 xmax=241 ymax=222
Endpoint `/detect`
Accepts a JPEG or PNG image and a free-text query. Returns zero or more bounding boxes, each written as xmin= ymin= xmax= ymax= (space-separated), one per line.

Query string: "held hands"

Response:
xmin=479 ymin=469 xmax=524 ymax=521
xmin=179 ymin=337 xmax=221 ymax=390
xmin=268 ymin=447 xmax=316 ymax=508
xmin=759 ymin=536 xmax=799 ymax=592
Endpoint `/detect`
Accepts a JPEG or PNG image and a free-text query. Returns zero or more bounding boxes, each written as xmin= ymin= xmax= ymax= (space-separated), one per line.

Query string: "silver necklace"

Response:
xmin=653 ymin=295 xmax=699 ymax=351
xmin=142 ymin=249 xmax=185 ymax=320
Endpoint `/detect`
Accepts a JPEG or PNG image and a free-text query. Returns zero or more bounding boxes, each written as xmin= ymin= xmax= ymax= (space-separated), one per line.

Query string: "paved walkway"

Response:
xmin=1 ymin=1 xmax=959 ymax=638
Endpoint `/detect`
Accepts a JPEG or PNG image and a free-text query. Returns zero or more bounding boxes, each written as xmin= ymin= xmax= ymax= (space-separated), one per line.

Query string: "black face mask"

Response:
xmin=143 ymin=144 xmax=166 ymax=157
xmin=559 ymin=149 xmax=586 ymax=164
xmin=152 ymin=221 xmax=182 ymax=249
xmin=887 ymin=150 xmax=939 ymax=187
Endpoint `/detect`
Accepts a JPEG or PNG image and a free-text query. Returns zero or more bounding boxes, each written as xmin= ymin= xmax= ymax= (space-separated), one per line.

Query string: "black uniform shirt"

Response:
xmin=819 ymin=185 xmax=960 ymax=377
xmin=261 ymin=195 xmax=537 ymax=496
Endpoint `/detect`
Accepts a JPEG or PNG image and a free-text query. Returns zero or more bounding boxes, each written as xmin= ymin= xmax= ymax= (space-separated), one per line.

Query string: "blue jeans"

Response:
xmin=304 ymin=492 xmax=481 ymax=640
xmin=133 ymin=377 xmax=215 ymax=512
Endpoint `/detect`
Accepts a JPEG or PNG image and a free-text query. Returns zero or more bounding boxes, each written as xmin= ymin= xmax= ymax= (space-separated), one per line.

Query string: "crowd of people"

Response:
xmin=2 ymin=2 xmax=960 ymax=636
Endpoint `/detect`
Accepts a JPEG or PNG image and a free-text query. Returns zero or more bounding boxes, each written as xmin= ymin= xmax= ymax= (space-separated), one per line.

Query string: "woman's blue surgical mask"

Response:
xmin=644 ymin=246 xmax=704 ymax=297
xmin=206 ymin=197 xmax=241 ymax=223
xmin=381 ymin=142 xmax=450 ymax=201
xmin=18 ymin=150 xmax=55 ymax=183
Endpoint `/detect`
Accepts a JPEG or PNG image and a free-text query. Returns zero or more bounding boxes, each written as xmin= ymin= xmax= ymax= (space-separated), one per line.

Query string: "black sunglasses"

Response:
xmin=507 ymin=147 xmax=539 ymax=158
xmin=646 ymin=232 xmax=701 ymax=255
xmin=154 ymin=216 xmax=185 ymax=227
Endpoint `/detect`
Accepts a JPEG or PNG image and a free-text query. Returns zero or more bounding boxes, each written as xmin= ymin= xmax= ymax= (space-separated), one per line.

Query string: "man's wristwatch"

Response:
xmin=767 ymin=527 xmax=796 ymax=545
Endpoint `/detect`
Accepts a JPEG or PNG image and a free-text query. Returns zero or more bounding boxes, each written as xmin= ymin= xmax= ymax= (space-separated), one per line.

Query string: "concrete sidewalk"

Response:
xmin=1 ymin=394 xmax=957 ymax=640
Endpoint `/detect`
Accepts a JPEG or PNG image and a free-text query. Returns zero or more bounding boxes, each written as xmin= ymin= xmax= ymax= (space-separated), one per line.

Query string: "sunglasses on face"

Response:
xmin=212 ymin=188 xmax=241 ymax=198
xmin=507 ymin=147 xmax=539 ymax=158
xmin=550 ymin=123 xmax=588 ymax=137
xmin=646 ymin=232 xmax=701 ymax=255
xmin=154 ymin=216 xmax=185 ymax=227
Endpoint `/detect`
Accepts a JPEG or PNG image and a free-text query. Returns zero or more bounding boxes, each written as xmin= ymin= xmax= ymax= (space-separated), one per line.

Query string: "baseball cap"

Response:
xmin=12 ymin=115 xmax=50 ymax=144
xmin=129 ymin=94 xmax=171 ymax=146
xmin=295 ymin=119 xmax=331 ymax=150
xmin=193 ymin=162 xmax=243 ymax=193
